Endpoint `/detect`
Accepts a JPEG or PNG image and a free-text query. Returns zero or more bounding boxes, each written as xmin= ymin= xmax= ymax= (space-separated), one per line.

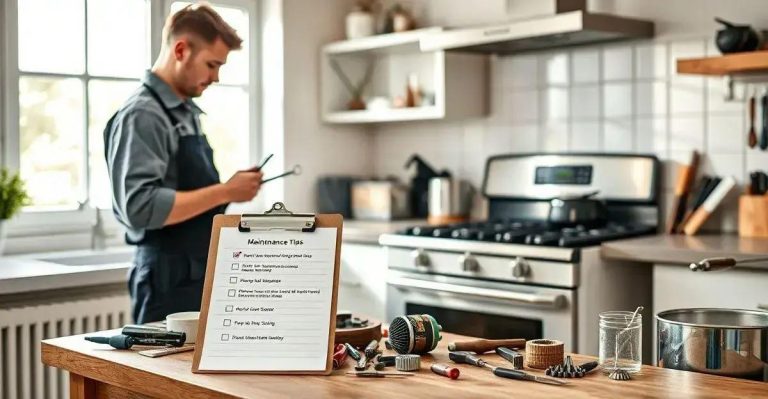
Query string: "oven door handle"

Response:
xmin=388 ymin=277 xmax=566 ymax=309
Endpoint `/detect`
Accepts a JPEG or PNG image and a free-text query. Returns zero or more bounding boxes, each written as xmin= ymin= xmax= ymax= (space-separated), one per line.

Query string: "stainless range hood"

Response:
xmin=420 ymin=0 xmax=653 ymax=54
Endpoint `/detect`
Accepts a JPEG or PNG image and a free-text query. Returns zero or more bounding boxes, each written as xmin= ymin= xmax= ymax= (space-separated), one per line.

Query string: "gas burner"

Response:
xmin=399 ymin=221 xmax=655 ymax=248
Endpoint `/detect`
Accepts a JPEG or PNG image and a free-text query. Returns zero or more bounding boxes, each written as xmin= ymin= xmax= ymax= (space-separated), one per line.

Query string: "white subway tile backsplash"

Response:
xmin=570 ymin=86 xmax=600 ymax=119
xmin=540 ymin=87 xmax=569 ymax=120
xmin=541 ymin=122 xmax=569 ymax=151
xmin=669 ymin=115 xmax=705 ymax=152
xmin=707 ymin=77 xmax=745 ymax=113
xmin=603 ymin=83 xmax=633 ymax=117
xmin=636 ymin=116 xmax=668 ymax=155
xmin=603 ymin=118 xmax=634 ymax=152
xmin=571 ymin=121 xmax=601 ymax=151
xmin=746 ymin=150 xmax=768 ymax=172
xmin=602 ymin=46 xmax=633 ymax=81
xmin=707 ymin=114 xmax=744 ymax=154
xmin=571 ymin=49 xmax=600 ymax=84
xmin=635 ymin=43 xmax=667 ymax=80
xmin=669 ymin=40 xmax=706 ymax=80
xmin=539 ymin=52 xmax=569 ymax=86
xmin=670 ymin=80 xmax=705 ymax=114
xmin=702 ymin=153 xmax=745 ymax=184
xmin=635 ymin=81 xmax=667 ymax=116
xmin=504 ymin=89 xmax=539 ymax=123
xmin=372 ymin=36 xmax=753 ymax=233
xmin=501 ymin=54 xmax=539 ymax=89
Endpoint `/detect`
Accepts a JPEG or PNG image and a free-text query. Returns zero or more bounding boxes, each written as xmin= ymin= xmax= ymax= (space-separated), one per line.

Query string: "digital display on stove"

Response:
xmin=535 ymin=165 xmax=592 ymax=185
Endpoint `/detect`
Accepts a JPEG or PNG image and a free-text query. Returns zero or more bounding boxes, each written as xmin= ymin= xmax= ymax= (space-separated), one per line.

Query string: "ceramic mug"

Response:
xmin=166 ymin=311 xmax=200 ymax=344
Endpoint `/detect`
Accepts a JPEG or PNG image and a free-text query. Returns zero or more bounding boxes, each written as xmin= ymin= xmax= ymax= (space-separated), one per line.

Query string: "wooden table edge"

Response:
xmin=41 ymin=341 xmax=240 ymax=399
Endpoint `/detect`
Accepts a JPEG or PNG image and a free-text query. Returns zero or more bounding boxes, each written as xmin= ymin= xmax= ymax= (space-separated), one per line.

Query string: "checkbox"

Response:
xmin=225 ymin=305 xmax=234 ymax=312
xmin=229 ymin=276 xmax=238 ymax=284
xmin=221 ymin=334 xmax=230 ymax=341
xmin=227 ymin=289 xmax=236 ymax=297
xmin=223 ymin=319 xmax=232 ymax=326
xmin=231 ymin=263 xmax=239 ymax=270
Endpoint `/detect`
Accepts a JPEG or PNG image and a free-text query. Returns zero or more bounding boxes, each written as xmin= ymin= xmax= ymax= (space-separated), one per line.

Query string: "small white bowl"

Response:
xmin=166 ymin=311 xmax=200 ymax=344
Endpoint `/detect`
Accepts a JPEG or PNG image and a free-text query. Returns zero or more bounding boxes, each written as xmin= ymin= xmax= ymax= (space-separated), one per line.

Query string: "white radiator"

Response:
xmin=0 ymin=294 xmax=131 ymax=399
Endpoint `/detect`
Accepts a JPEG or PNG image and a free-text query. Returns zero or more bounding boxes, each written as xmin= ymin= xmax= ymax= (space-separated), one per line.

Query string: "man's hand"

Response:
xmin=224 ymin=169 xmax=263 ymax=202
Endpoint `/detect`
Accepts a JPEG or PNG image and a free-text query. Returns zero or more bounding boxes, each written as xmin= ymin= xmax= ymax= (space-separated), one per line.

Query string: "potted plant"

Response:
xmin=0 ymin=168 xmax=29 ymax=255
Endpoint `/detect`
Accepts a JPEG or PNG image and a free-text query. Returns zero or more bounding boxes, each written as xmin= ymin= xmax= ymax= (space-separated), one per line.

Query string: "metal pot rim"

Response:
xmin=656 ymin=308 xmax=768 ymax=329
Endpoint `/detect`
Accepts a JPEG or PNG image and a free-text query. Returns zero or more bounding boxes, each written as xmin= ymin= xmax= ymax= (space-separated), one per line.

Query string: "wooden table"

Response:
xmin=42 ymin=331 xmax=767 ymax=398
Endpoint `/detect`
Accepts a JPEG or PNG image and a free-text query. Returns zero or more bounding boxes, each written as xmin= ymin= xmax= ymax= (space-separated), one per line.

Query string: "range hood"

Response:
xmin=420 ymin=0 xmax=653 ymax=54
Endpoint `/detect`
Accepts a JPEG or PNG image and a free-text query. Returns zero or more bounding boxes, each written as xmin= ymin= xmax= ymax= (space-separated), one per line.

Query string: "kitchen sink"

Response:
xmin=37 ymin=250 xmax=134 ymax=267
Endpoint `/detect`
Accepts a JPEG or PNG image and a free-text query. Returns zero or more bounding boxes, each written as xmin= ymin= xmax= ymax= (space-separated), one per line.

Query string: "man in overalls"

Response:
xmin=104 ymin=4 xmax=262 ymax=323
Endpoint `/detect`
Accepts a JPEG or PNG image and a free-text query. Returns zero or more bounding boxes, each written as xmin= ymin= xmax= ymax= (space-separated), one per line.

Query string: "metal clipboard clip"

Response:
xmin=238 ymin=202 xmax=316 ymax=233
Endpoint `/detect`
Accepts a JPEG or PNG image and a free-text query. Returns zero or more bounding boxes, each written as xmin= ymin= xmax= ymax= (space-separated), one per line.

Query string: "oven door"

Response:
xmin=386 ymin=269 xmax=577 ymax=350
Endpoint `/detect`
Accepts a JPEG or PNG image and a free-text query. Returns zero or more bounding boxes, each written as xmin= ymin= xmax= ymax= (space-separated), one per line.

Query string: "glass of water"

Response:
xmin=599 ymin=311 xmax=642 ymax=373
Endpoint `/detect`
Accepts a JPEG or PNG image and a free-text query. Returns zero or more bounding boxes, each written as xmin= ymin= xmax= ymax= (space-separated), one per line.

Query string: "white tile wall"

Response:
xmin=373 ymin=37 xmax=768 ymax=232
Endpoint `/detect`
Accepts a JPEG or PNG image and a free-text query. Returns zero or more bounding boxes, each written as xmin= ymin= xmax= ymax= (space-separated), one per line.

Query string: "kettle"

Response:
xmin=428 ymin=177 xmax=473 ymax=225
xmin=715 ymin=17 xmax=762 ymax=54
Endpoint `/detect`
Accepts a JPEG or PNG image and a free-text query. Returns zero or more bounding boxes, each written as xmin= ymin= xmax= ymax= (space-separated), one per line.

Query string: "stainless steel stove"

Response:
xmin=380 ymin=153 xmax=659 ymax=357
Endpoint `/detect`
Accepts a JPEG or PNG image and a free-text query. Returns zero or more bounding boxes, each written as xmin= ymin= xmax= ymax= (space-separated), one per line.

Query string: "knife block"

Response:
xmin=738 ymin=195 xmax=768 ymax=237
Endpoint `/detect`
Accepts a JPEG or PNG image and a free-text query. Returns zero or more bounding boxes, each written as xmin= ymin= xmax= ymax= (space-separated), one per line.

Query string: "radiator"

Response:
xmin=0 ymin=294 xmax=131 ymax=399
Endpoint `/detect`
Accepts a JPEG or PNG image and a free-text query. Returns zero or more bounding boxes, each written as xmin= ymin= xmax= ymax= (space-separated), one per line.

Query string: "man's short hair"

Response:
xmin=163 ymin=3 xmax=243 ymax=50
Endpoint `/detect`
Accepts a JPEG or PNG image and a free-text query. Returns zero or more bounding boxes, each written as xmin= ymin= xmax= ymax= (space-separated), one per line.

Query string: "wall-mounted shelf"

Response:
xmin=321 ymin=28 xmax=488 ymax=124
xmin=677 ymin=51 xmax=768 ymax=76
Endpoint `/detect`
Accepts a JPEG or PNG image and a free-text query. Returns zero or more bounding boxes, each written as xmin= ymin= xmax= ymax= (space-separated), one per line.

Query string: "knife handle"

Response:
xmin=493 ymin=367 xmax=530 ymax=381
xmin=448 ymin=339 xmax=526 ymax=354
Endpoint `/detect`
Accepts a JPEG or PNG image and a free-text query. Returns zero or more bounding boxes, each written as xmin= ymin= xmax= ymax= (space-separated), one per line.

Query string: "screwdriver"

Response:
xmin=449 ymin=351 xmax=566 ymax=386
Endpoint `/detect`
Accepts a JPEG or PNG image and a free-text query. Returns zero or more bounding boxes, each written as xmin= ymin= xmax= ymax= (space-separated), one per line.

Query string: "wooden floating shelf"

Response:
xmin=323 ymin=106 xmax=443 ymax=124
xmin=677 ymin=50 xmax=768 ymax=76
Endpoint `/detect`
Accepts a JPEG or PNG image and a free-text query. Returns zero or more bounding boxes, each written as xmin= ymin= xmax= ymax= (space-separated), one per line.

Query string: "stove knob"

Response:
xmin=510 ymin=256 xmax=530 ymax=278
xmin=458 ymin=252 xmax=479 ymax=272
xmin=411 ymin=249 xmax=430 ymax=268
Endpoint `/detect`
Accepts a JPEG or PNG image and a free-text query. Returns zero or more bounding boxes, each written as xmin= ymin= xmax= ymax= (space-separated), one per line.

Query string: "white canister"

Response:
xmin=346 ymin=7 xmax=375 ymax=39
xmin=166 ymin=311 xmax=200 ymax=344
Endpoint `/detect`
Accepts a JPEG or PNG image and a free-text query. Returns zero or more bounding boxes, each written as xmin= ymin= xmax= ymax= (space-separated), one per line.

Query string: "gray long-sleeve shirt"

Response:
xmin=105 ymin=71 xmax=205 ymax=243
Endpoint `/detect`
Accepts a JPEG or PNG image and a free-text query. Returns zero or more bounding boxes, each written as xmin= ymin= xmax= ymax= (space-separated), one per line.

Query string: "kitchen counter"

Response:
xmin=601 ymin=234 xmax=768 ymax=269
xmin=43 ymin=330 xmax=767 ymax=398
xmin=0 ymin=248 xmax=133 ymax=296
xmin=342 ymin=219 xmax=423 ymax=245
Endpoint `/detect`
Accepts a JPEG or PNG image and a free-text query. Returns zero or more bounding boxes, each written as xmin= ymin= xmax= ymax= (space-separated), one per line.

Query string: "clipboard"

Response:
xmin=192 ymin=202 xmax=342 ymax=375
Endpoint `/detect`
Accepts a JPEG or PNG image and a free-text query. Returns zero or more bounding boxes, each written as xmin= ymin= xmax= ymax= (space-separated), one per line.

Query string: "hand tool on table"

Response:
xmin=666 ymin=151 xmax=699 ymax=234
xmin=449 ymin=351 xmax=566 ymax=386
xmin=431 ymin=364 xmax=460 ymax=379
xmin=545 ymin=356 xmax=599 ymax=378
xmin=374 ymin=355 xmax=396 ymax=370
xmin=332 ymin=344 xmax=348 ymax=369
xmin=748 ymin=93 xmax=758 ymax=148
xmin=355 ymin=339 xmax=379 ymax=371
xmin=85 ymin=334 xmax=184 ymax=349
xmin=346 ymin=371 xmax=414 ymax=378
xmin=447 ymin=338 xmax=525 ymax=354
xmin=495 ymin=347 xmax=524 ymax=369
xmin=761 ymin=91 xmax=768 ymax=150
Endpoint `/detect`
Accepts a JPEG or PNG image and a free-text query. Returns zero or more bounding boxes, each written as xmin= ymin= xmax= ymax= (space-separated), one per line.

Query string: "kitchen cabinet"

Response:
xmin=321 ymin=28 xmax=488 ymax=124
xmin=337 ymin=243 xmax=387 ymax=320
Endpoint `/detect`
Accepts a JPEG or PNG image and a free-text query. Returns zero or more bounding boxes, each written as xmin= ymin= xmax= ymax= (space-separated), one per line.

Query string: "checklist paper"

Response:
xmin=197 ymin=227 xmax=337 ymax=371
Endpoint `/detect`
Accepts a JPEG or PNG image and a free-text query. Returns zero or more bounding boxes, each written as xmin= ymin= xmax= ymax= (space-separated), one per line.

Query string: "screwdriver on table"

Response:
xmin=449 ymin=351 xmax=566 ymax=386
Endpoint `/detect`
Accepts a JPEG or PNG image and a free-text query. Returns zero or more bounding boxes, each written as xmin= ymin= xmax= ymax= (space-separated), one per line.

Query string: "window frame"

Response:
xmin=1 ymin=0 xmax=263 ymax=254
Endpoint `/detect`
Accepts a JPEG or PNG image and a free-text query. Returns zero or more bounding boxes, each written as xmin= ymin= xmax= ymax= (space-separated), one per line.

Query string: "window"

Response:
xmin=2 ymin=0 xmax=261 ymax=251
xmin=8 ymin=0 xmax=258 ymax=211
xmin=17 ymin=0 xmax=149 ymax=210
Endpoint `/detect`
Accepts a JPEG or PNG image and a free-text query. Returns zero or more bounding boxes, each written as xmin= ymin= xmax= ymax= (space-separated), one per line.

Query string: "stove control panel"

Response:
xmin=386 ymin=247 xmax=578 ymax=288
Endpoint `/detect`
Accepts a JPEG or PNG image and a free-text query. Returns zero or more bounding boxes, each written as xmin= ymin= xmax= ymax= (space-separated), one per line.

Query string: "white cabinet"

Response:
xmin=338 ymin=243 xmax=387 ymax=321
xmin=321 ymin=28 xmax=488 ymax=124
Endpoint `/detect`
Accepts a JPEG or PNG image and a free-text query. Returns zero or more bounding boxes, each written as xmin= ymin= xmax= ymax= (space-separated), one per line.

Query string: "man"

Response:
xmin=104 ymin=4 xmax=262 ymax=323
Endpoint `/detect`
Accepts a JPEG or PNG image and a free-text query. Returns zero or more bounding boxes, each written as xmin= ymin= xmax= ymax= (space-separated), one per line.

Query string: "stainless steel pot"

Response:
xmin=656 ymin=308 xmax=768 ymax=381
xmin=547 ymin=191 xmax=607 ymax=227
